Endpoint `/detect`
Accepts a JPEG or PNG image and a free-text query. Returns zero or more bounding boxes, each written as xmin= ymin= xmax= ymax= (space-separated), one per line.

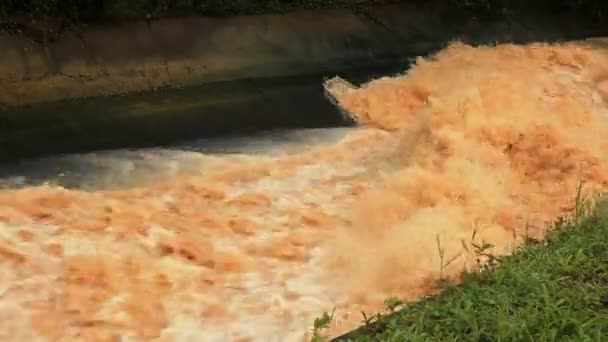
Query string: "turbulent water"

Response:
xmin=1 ymin=41 xmax=608 ymax=342
xmin=0 ymin=128 xmax=354 ymax=191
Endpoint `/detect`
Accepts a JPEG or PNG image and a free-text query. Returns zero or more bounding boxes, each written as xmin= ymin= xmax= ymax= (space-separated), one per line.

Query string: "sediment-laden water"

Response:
xmin=1 ymin=40 xmax=608 ymax=341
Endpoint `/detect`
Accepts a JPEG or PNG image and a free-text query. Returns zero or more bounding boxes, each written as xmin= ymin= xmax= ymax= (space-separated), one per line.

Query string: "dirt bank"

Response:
xmin=0 ymin=1 xmax=606 ymax=107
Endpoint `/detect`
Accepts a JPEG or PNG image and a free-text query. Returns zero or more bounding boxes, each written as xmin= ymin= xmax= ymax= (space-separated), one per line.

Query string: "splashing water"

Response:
xmin=1 ymin=41 xmax=608 ymax=341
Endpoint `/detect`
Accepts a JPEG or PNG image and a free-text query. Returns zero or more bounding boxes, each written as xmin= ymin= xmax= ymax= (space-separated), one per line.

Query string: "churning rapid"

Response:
xmin=1 ymin=41 xmax=608 ymax=341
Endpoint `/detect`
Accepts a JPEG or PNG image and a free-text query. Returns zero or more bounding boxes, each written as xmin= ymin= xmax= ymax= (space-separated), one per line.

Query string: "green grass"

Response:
xmin=321 ymin=198 xmax=608 ymax=341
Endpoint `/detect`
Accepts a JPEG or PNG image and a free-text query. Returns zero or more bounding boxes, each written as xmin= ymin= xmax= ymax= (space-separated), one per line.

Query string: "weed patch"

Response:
xmin=323 ymin=199 xmax=608 ymax=341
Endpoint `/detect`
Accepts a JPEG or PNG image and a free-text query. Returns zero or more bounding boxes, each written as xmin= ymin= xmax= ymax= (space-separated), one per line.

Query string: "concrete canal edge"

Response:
xmin=0 ymin=2 xmax=606 ymax=162
xmin=0 ymin=1 xmax=606 ymax=108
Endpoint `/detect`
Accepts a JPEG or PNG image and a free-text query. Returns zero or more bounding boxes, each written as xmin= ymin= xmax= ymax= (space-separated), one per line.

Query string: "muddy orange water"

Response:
xmin=2 ymin=41 xmax=608 ymax=341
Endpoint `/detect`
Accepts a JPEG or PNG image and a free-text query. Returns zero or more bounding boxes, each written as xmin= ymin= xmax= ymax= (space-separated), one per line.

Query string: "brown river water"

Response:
xmin=1 ymin=40 xmax=608 ymax=341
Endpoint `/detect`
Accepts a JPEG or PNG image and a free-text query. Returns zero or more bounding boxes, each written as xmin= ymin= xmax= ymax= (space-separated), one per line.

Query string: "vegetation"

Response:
xmin=313 ymin=195 xmax=608 ymax=341
xmin=2 ymin=0 xmax=607 ymax=24
xmin=0 ymin=0 xmax=401 ymax=39
xmin=0 ymin=0 xmax=395 ymax=23
xmin=1 ymin=0 xmax=606 ymax=42
xmin=449 ymin=0 xmax=608 ymax=20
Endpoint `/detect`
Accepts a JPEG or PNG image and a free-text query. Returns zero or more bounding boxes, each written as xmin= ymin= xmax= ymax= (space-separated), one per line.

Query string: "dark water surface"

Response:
xmin=0 ymin=61 xmax=407 ymax=189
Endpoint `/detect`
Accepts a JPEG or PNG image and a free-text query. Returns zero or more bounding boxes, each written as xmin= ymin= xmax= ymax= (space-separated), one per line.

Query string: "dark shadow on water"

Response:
xmin=0 ymin=126 xmax=357 ymax=190
xmin=0 ymin=60 xmax=408 ymax=163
